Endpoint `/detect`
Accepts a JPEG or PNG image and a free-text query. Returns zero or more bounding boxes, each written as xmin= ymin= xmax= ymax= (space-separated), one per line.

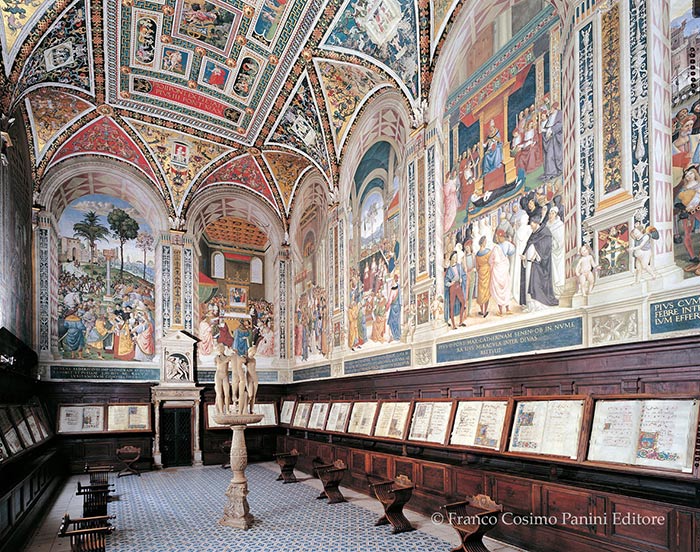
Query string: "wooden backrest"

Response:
xmin=467 ymin=494 xmax=503 ymax=513
xmin=116 ymin=445 xmax=141 ymax=461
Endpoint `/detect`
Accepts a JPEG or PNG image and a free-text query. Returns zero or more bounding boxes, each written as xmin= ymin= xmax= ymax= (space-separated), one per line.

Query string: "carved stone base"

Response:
xmin=220 ymin=481 xmax=254 ymax=529
xmin=214 ymin=414 xmax=263 ymax=531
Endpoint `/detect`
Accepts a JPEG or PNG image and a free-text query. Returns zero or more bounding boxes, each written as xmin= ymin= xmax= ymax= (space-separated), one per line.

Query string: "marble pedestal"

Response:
xmin=213 ymin=412 xmax=264 ymax=530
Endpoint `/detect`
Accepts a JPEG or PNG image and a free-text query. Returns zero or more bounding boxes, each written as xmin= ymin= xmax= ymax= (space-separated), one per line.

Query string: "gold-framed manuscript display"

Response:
xmin=450 ymin=400 xmax=509 ymax=450
xmin=373 ymin=401 xmax=411 ymax=440
xmin=407 ymin=401 xmax=454 ymax=445
xmin=325 ymin=402 xmax=352 ymax=433
xmin=587 ymin=398 xmax=700 ymax=473
xmin=346 ymin=401 xmax=377 ymax=436
xmin=508 ymin=399 xmax=585 ymax=459
xmin=280 ymin=400 xmax=296 ymax=425
xmin=106 ymin=404 xmax=151 ymax=432
xmin=57 ymin=404 xmax=105 ymax=434
xmin=307 ymin=403 xmax=330 ymax=430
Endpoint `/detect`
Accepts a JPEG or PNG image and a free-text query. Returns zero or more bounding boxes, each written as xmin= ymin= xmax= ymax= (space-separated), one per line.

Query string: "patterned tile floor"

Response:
xmin=24 ymin=462 xmax=529 ymax=552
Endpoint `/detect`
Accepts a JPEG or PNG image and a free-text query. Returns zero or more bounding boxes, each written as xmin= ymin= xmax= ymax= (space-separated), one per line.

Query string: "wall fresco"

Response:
xmin=348 ymin=141 xmax=402 ymax=349
xmin=442 ymin=18 xmax=563 ymax=325
xmin=127 ymin=119 xmax=229 ymax=209
xmin=56 ymin=194 xmax=156 ymax=362
xmin=294 ymin=205 xmax=330 ymax=362
xmin=49 ymin=117 xmax=158 ymax=183
xmin=315 ymin=59 xmax=389 ymax=153
xmin=671 ymin=1 xmax=700 ymax=276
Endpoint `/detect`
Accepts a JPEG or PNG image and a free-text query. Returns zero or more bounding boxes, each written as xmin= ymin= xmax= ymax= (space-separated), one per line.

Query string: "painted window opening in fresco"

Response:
xmin=197 ymin=218 xmax=275 ymax=365
xmin=672 ymin=0 xmax=700 ymax=277
xmin=57 ymin=195 xmax=156 ymax=362
xmin=442 ymin=9 xmax=564 ymax=328
xmin=212 ymin=251 xmax=225 ymax=279
xmin=250 ymin=257 xmax=263 ymax=284
xmin=347 ymin=141 xmax=402 ymax=352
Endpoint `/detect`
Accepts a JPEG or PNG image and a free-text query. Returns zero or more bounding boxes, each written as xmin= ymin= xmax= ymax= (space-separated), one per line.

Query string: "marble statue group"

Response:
xmin=213 ymin=321 xmax=259 ymax=416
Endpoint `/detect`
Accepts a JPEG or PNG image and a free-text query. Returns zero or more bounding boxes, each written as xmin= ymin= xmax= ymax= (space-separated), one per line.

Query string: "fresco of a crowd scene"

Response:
xmin=671 ymin=1 xmax=700 ymax=277
xmin=57 ymin=195 xmax=156 ymax=361
xmin=198 ymin=292 xmax=275 ymax=361
xmin=440 ymin=45 xmax=571 ymax=328
xmin=347 ymin=174 xmax=402 ymax=351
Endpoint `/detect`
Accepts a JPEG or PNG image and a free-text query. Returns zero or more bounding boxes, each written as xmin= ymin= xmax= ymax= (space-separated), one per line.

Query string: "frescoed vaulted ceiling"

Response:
xmin=0 ymin=0 xmax=502 ymax=226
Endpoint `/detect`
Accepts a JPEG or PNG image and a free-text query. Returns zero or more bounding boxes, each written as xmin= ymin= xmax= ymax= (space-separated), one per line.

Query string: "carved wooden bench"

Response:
xmin=84 ymin=463 xmax=112 ymax=487
xmin=312 ymin=459 xmax=347 ymax=504
xmin=274 ymin=449 xmax=299 ymax=483
xmin=116 ymin=445 xmax=141 ymax=478
xmin=76 ymin=482 xmax=114 ymax=517
xmin=442 ymin=494 xmax=503 ymax=552
xmin=58 ymin=513 xmax=115 ymax=552
xmin=368 ymin=474 xmax=416 ymax=534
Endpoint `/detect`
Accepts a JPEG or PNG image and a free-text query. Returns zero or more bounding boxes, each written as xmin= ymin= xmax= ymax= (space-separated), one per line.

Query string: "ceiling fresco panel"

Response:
xmin=24 ymin=88 xmax=94 ymax=162
xmin=263 ymin=149 xmax=313 ymax=213
xmin=314 ymin=58 xmax=391 ymax=156
xmin=202 ymin=153 xmax=279 ymax=211
xmin=320 ymin=0 xmax=420 ymax=104
xmin=0 ymin=0 xmax=56 ymax=77
xmin=106 ymin=0 xmax=323 ymax=145
xmin=267 ymin=73 xmax=332 ymax=178
xmin=48 ymin=116 xmax=160 ymax=184
xmin=14 ymin=0 xmax=94 ymax=100
xmin=429 ymin=0 xmax=460 ymax=56
xmin=126 ymin=118 xmax=231 ymax=213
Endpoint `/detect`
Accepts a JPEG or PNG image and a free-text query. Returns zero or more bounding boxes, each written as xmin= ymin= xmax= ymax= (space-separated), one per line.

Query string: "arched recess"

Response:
xmin=38 ymin=157 xmax=169 ymax=232
xmin=288 ymin=172 xmax=332 ymax=362
xmin=185 ymin=185 xmax=287 ymax=366
xmin=339 ymin=89 xmax=410 ymax=204
xmin=35 ymin=156 xmax=168 ymax=365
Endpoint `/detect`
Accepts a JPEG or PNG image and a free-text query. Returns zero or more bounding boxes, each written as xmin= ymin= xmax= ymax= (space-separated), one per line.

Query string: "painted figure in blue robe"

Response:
xmin=482 ymin=119 xmax=503 ymax=175
xmin=232 ymin=320 xmax=252 ymax=357
xmin=62 ymin=314 xmax=86 ymax=357
xmin=387 ymin=274 xmax=401 ymax=341
xmin=443 ymin=251 xmax=467 ymax=328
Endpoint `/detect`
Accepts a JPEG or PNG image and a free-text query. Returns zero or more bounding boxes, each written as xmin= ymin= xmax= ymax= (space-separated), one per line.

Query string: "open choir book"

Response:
xmin=587 ymin=399 xmax=699 ymax=472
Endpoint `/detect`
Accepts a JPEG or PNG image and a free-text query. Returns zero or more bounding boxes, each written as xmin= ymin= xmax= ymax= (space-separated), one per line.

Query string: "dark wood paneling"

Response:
xmin=454 ymin=469 xmax=484 ymax=497
xmin=608 ymin=499 xmax=673 ymax=551
xmin=278 ymin=436 xmax=699 ymax=552
xmin=491 ymin=476 xmax=533 ymax=515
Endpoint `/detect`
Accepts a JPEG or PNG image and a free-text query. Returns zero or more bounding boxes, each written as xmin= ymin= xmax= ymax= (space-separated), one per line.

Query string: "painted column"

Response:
xmin=647 ymin=0 xmax=680 ymax=275
xmin=34 ymin=210 xmax=58 ymax=361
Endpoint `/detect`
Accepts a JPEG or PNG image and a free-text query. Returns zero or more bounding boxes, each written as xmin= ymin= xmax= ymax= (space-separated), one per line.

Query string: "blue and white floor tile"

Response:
xmin=24 ymin=462 xmax=528 ymax=552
